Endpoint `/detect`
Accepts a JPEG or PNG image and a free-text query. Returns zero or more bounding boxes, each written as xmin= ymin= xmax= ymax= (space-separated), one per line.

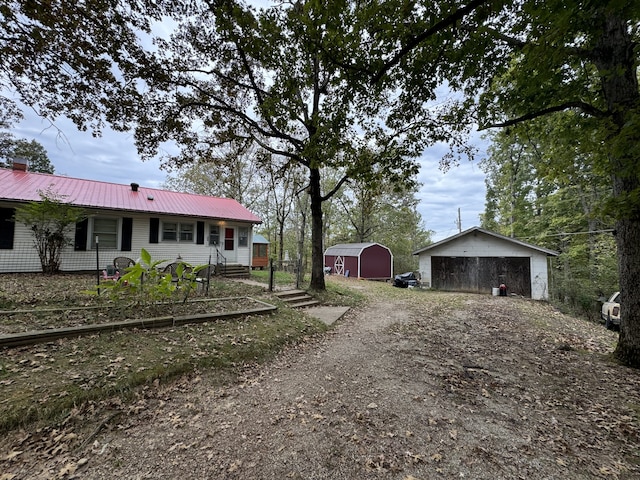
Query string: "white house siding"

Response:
xmin=416 ymin=232 xmax=553 ymax=301
xmin=1 ymin=212 xmax=254 ymax=273
xmin=0 ymin=221 xmax=43 ymax=272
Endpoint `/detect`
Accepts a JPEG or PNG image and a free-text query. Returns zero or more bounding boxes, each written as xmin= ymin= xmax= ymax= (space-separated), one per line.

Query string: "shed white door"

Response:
xmin=334 ymin=256 xmax=344 ymax=276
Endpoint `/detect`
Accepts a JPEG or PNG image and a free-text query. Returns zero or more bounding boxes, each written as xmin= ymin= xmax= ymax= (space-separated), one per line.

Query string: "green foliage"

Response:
xmin=0 ymin=0 xmax=163 ymax=133
xmin=14 ymin=188 xmax=85 ymax=274
xmin=481 ymin=117 xmax=617 ymax=315
xmin=324 ymin=167 xmax=431 ymax=274
xmin=3 ymin=139 xmax=54 ymax=173
xmin=93 ymin=249 xmax=209 ymax=312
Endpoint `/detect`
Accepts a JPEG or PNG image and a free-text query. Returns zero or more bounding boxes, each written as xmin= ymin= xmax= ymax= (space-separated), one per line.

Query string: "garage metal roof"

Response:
xmin=1 ymin=169 xmax=262 ymax=224
xmin=412 ymin=226 xmax=558 ymax=256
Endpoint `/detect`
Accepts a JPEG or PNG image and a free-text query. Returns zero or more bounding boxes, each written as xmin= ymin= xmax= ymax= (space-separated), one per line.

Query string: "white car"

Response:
xmin=601 ymin=292 xmax=620 ymax=329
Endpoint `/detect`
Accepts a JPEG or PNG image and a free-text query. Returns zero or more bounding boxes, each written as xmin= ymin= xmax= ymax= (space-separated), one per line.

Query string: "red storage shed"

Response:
xmin=323 ymin=242 xmax=393 ymax=280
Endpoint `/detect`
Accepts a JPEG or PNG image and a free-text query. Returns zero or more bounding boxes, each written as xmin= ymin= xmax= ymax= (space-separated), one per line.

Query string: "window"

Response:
xmin=93 ymin=217 xmax=118 ymax=249
xmin=238 ymin=227 xmax=248 ymax=247
xmin=163 ymin=222 xmax=194 ymax=242
xmin=209 ymin=225 xmax=220 ymax=247
xmin=253 ymin=244 xmax=267 ymax=257
xmin=162 ymin=222 xmax=177 ymax=241
xmin=180 ymin=223 xmax=194 ymax=242
xmin=0 ymin=208 xmax=15 ymax=249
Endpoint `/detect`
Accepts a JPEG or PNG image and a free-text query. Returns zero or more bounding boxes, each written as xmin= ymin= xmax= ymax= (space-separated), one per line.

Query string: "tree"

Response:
xmin=350 ymin=0 xmax=640 ymax=366
xmin=481 ymin=119 xmax=617 ymax=315
xmin=0 ymin=97 xmax=23 ymax=164
xmin=164 ymin=140 xmax=266 ymax=209
xmin=1 ymin=139 xmax=55 ymax=173
xmin=130 ymin=1 xmax=426 ymax=290
xmin=14 ymin=189 xmax=86 ymax=274
xmin=1 ymin=0 xmax=163 ymax=134
xmin=474 ymin=2 xmax=640 ymax=365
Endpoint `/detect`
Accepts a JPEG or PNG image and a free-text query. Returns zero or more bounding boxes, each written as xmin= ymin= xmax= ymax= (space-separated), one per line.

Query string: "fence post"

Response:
xmin=268 ymin=258 xmax=274 ymax=292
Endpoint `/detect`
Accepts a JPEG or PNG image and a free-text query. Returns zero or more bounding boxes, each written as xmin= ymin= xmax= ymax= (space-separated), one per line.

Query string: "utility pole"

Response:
xmin=456 ymin=208 xmax=462 ymax=233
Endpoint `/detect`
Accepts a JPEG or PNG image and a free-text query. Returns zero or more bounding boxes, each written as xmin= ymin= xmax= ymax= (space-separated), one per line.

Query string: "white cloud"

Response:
xmin=13 ymin=110 xmax=167 ymax=189
xmin=416 ymin=140 xmax=487 ymax=242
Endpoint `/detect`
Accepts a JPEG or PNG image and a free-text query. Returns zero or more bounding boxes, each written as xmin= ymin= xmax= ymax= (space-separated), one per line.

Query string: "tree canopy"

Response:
xmin=1 ymin=138 xmax=55 ymax=173
xmin=128 ymin=0 xmax=443 ymax=289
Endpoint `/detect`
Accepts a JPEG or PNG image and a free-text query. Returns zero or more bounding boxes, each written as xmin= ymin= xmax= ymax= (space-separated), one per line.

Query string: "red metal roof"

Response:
xmin=0 ymin=169 xmax=262 ymax=224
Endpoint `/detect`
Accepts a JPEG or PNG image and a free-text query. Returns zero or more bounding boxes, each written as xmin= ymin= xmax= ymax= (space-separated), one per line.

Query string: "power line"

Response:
xmin=520 ymin=229 xmax=614 ymax=241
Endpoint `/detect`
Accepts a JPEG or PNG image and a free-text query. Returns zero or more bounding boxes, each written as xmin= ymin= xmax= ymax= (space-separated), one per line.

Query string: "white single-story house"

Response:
xmin=0 ymin=164 xmax=262 ymax=273
xmin=413 ymin=226 xmax=558 ymax=300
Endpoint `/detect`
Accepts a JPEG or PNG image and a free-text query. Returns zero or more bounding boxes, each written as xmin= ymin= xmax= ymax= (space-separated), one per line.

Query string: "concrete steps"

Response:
xmin=217 ymin=264 xmax=250 ymax=278
xmin=274 ymin=289 xmax=320 ymax=308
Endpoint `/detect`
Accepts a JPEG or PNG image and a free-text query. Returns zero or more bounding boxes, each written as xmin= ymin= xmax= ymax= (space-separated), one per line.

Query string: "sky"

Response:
xmin=12 ymin=106 xmax=488 ymax=243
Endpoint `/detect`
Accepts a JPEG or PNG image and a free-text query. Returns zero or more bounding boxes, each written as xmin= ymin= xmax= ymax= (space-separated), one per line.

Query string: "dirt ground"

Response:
xmin=2 ymin=278 xmax=640 ymax=479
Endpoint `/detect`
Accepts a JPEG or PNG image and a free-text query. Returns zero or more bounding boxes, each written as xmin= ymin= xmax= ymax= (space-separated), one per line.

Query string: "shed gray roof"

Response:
xmin=412 ymin=226 xmax=558 ymax=256
xmin=324 ymin=242 xmax=389 ymax=257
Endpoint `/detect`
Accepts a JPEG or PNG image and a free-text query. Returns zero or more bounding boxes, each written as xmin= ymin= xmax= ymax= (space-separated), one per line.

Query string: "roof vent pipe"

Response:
xmin=131 ymin=182 xmax=139 ymax=192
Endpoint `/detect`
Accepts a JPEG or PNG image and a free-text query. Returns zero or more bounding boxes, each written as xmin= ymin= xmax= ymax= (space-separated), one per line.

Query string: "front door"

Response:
xmin=224 ymin=227 xmax=237 ymax=262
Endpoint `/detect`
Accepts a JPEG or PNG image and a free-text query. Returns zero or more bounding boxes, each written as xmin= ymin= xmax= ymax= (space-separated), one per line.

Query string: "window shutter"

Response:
xmin=74 ymin=218 xmax=88 ymax=251
xmin=196 ymin=221 xmax=205 ymax=245
xmin=149 ymin=217 xmax=159 ymax=244
xmin=0 ymin=208 xmax=15 ymax=249
xmin=121 ymin=217 xmax=133 ymax=251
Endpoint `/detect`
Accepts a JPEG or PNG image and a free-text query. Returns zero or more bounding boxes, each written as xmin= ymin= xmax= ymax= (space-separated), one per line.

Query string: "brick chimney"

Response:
xmin=12 ymin=157 xmax=28 ymax=172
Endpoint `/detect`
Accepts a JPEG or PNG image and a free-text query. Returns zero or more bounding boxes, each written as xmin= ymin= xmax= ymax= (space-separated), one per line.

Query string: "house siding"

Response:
xmin=0 ymin=211 xmax=255 ymax=273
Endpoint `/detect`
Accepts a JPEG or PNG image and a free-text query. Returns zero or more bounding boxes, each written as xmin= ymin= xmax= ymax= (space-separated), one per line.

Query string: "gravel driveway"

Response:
xmin=2 ymin=281 xmax=639 ymax=479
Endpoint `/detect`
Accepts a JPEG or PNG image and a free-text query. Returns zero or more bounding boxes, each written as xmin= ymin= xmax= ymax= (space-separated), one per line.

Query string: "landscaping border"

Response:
xmin=0 ymin=297 xmax=277 ymax=348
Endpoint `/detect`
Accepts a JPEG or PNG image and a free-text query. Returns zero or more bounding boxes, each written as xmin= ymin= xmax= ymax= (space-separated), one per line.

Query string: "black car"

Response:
xmin=393 ymin=272 xmax=419 ymax=288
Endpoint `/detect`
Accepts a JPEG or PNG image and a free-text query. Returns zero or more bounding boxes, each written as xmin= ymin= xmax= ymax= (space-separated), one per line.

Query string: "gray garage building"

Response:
xmin=413 ymin=227 xmax=557 ymax=300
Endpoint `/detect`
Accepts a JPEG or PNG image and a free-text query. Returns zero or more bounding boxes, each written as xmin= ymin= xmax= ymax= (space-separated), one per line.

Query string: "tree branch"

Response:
xmin=481 ymin=26 xmax=588 ymax=58
xmin=371 ymin=0 xmax=491 ymax=84
xmin=321 ymin=174 xmax=350 ymax=202
xmin=480 ymin=101 xmax=608 ymax=129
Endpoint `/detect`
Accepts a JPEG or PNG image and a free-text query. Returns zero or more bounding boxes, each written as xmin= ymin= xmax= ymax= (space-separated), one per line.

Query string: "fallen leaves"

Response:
xmin=2 ymin=282 xmax=640 ymax=479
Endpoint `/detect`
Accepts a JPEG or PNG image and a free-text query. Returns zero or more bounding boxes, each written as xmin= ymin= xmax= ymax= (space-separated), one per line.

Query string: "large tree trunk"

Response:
xmin=593 ymin=11 xmax=640 ymax=366
xmin=309 ymin=167 xmax=326 ymax=290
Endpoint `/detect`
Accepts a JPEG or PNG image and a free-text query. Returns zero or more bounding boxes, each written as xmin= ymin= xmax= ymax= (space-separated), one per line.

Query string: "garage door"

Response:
xmin=431 ymin=257 xmax=531 ymax=297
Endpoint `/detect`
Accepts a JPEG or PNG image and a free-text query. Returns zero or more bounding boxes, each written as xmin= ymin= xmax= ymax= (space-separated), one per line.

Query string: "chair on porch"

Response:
xmin=163 ymin=261 xmax=192 ymax=283
xmin=113 ymin=256 xmax=135 ymax=273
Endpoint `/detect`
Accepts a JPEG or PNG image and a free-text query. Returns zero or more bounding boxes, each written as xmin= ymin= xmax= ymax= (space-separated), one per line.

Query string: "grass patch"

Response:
xmin=0 ymin=306 xmax=328 ymax=433
xmin=250 ymin=268 xmax=298 ymax=286
xmin=312 ymin=278 xmax=367 ymax=307
xmin=0 ymin=272 xmax=368 ymax=433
